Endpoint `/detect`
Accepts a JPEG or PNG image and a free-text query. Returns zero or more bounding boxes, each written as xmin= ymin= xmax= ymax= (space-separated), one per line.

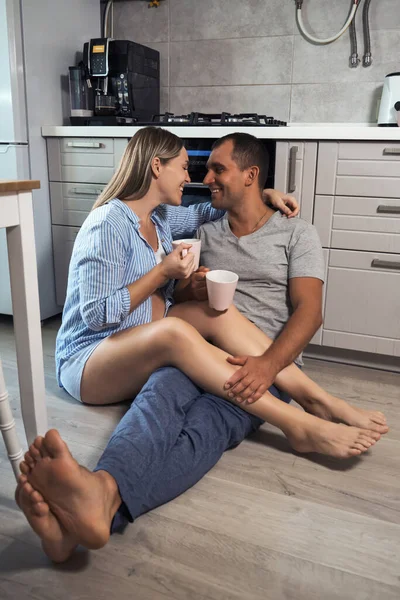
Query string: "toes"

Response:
xmin=361 ymin=429 xmax=380 ymax=442
xmin=33 ymin=436 xmax=49 ymax=459
xmin=32 ymin=501 xmax=49 ymax=517
xmin=348 ymin=448 xmax=362 ymax=457
xmin=22 ymin=480 xmax=34 ymax=496
xmin=29 ymin=444 xmax=41 ymax=462
xmin=373 ymin=412 xmax=387 ymax=425
xmin=20 ymin=461 xmax=31 ymax=475
xmin=353 ymin=442 xmax=369 ymax=452
xmin=24 ymin=451 xmax=35 ymax=468
xmin=18 ymin=474 xmax=28 ymax=485
xmin=30 ymin=490 xmax=45 ymax=504
xmin=43 ymin=429 xmax=67 ymax=459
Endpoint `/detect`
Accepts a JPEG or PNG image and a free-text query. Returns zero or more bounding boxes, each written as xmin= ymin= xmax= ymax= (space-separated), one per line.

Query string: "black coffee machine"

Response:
xmin=69 ymin=38 xmax=160 ymax=125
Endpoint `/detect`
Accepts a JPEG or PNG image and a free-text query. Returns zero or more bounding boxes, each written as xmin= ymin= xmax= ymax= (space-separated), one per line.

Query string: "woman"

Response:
xmin=56 ymin=127 xmax=386 ymax=458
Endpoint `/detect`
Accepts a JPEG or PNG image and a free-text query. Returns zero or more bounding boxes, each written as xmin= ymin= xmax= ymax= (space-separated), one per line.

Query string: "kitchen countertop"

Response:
xmin=41 ymin=123 xmax=400 ymax=141
xmin=0 ymin=180 xmax=40 ymax=193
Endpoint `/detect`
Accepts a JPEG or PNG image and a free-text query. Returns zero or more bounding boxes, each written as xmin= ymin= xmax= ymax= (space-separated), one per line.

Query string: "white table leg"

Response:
xmin=0 ymin=359 xmax=24 ymax=480
xmin=6 ymin=190 xmax=48 ymax=446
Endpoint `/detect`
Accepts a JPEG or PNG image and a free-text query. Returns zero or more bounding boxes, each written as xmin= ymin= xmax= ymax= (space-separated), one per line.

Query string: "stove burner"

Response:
xmin=151 ymin=112 xmax=287 ymax=127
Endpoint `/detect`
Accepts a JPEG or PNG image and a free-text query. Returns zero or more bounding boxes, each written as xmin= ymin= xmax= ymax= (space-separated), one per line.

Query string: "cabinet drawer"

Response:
xmin=324 ymin=249 xmax=400 ymax=340
xmin=50 ymin=182 xmax=105 ymax=227
xmin=316 ymin=142 xmax=400 ymax=197
xmin=314 ymin=195 xmax=400 ymax=252
xmin=61 ymin=138 xmax=114 ymax=154
xmin=52 ymin=225 xmax=80 ymax=306
xmin=47 ymin=138 xmax=128 ymax=183
xmin=338 ymin=142 xmax=400 ymax=162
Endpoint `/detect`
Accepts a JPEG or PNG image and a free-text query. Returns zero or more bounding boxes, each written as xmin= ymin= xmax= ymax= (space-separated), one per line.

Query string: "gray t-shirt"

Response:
xmin=197 ymin=211 xmax=325 ymax=365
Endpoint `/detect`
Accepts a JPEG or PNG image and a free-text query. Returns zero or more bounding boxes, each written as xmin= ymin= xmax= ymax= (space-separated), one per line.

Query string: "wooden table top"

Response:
xmin=0 ymin=180 xmax=40 ymax=194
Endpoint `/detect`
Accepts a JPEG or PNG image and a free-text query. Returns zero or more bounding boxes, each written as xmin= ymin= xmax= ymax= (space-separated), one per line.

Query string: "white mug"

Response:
xmin=206 ymin=270 xmax=239 ymax=311
xmin=172 ymin=238 xmax=201 ymax=270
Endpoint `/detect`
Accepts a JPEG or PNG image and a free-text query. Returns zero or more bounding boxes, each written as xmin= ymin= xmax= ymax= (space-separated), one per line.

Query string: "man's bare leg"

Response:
xmin=17 ymin=431 xmax=121 ymax=562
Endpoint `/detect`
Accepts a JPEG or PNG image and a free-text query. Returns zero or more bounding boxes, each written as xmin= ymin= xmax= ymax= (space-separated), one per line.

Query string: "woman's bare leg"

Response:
xmin=168 ymin=301 xmax=388 ymax=434
xmin=80 ymin=317 xmax=380 ymax=458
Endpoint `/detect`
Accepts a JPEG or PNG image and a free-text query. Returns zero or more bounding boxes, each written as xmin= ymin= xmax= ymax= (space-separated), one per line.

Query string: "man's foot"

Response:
xmin=15 ymin=475 xmax=78 ymax=563
xmin=284 ymin=412 xmax=381 ymax=458
xmin=299 ymin=394 xmax=388 ymax=435
xmin=17 ymin=429 xmax=121 ymax=561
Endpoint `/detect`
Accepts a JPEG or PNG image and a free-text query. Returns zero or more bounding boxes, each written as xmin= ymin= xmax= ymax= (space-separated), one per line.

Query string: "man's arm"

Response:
xmin=225 ymin=277 xmax=323 ymax=403
xmin=261 ymin=277 xmax=323 ymax=372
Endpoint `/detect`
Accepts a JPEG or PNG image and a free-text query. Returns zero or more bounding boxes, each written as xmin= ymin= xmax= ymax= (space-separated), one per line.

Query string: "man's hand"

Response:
xmin=188 ymin=266 xmax=210 ymax=301
xmin=224 ymin=355 xmax=277 ymax=404
xmin=263 ymin=189 xmax=299 ymax=218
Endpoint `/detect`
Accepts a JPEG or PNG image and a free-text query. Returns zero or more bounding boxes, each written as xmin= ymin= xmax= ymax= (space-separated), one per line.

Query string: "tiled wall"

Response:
xmin=113 ymin=0 xmax=400 ymax=123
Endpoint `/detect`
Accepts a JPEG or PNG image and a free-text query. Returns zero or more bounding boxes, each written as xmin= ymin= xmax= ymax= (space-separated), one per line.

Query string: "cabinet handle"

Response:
xmin=371 ymin=259 xmax=400 ymax=271
xmin=377 ymin=205 xmax=400 ymax=214
xmin=71 ymin=187 xmax=103 ymax=195
xmin=383 ymin=147 xmax=400 ymax=155
xmin=67 ymin=142 xmax=102 ymax=149
xmin=288 ymin=146 xmax=298 ymax=193
xmin=184 ymin=182 xmax=207 ymax=189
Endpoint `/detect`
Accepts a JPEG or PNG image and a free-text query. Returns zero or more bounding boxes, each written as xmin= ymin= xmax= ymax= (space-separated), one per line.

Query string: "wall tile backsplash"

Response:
xmin=113 ymin=0 xmax=400 ymax=122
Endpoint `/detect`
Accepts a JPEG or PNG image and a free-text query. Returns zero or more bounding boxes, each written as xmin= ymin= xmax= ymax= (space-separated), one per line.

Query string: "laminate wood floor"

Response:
xmin=0 ymin=316 xmax=399 ymax=600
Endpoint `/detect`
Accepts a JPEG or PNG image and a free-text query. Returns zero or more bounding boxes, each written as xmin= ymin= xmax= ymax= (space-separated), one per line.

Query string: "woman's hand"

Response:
xmin=160 ymin=243 xmax=195 ymax=280
xmin=263 ymin=189 xmax=299 ymax=218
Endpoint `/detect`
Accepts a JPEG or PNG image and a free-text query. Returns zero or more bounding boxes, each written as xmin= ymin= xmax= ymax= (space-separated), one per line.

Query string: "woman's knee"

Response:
xmin=155 ymin=317 xmax=198 ymax=350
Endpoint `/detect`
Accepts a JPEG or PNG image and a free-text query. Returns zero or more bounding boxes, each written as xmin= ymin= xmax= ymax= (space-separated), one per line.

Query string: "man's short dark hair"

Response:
xmin=211 ymin=133 xmax=269 ymax=190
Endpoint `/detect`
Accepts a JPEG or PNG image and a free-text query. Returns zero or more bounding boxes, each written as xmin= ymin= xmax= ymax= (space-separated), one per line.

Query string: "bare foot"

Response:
xmin=284 ymin=412 xmax=381 ymax=458
xmin=300 ymin=394 xmax=388 ymax=435
xmin=18 ymin=430 xmax=121 ymax=561
xmin=15 ymin=474 xmax=78 ymax=563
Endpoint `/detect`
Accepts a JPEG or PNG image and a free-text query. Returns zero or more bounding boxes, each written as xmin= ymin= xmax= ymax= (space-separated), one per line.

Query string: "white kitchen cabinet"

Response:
xmin=312 ymin=142 xmax=400 ymax=360
xmin=47 ymin=137 xmax=129 ymax=304
xmin=47 ymin=137 xmax=128 ymax=184
xmin=50 ymin=182 xmax=106 ymax=227
xmin=323 ymin=249 xmax=400 ymax=356
xmin=275 ymin=141 xmax=318 ymax=222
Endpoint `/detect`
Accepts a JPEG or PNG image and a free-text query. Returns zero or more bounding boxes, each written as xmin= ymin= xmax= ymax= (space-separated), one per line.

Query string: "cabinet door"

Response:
xmin=322 ymin=249 xmax=400 ymax=356
xmin=275 ymin=141 xmax=317 ymax=223
xmin=52 ymin=225 xmax=80 ymax=306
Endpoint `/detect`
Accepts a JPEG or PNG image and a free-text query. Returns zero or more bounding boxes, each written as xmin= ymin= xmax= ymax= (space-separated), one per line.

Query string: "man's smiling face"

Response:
xmin=203 ymin=140 xmax=250 ymax=210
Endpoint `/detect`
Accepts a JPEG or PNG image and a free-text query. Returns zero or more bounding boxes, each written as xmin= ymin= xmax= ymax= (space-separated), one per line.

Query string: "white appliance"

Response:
xmin=378 ymin=72 xmax=400 ymax=127
xmin=0 ymin=0 xmax=100 ymax=318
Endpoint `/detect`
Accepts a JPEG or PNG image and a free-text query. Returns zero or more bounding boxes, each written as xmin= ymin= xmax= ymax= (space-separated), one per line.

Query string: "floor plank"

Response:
xmin=0 ymin=316 xmax=399 ymax=599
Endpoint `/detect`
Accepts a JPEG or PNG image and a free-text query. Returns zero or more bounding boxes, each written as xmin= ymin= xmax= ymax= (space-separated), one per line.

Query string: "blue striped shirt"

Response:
xmin=55 ymin=199 xmax=223 ymax=384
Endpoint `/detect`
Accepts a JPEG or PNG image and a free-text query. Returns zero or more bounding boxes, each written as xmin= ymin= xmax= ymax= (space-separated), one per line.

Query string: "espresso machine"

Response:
xmin=69 ymin=38 xmax=160 ymax=125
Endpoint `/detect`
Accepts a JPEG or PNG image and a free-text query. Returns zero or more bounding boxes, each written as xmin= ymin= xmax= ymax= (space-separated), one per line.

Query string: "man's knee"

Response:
xmin=143 ymin=366 xmax=200 ymax=397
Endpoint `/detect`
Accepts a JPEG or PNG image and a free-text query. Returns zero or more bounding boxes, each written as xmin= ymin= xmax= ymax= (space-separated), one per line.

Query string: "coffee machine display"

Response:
xmin=69 ymin=38 xmax=160 ymax=125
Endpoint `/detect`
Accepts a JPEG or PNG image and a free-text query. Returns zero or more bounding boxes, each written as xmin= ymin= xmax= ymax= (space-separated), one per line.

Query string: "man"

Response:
xmin=16 ymin=134 xmax=386 ymax=563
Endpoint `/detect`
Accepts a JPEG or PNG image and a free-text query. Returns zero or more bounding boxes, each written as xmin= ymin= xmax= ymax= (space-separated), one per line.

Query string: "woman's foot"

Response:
xmin=17 ymin=430 xmax=121 ymax=562
xmin=299 ymin=393 xmax=388 ymax=435
xmin=284 ymin=412 xmax=381 ymax=458
xmin=15 ymin=475 xmax=78 ymax=563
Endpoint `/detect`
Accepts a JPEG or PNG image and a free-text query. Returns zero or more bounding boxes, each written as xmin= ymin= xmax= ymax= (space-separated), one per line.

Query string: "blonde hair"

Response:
xmin=92 ymin=126 xmax=183 ymax=210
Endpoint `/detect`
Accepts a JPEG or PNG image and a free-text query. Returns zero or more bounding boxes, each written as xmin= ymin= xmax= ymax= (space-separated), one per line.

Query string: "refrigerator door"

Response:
xmin=0 ymin=0 xmax=27 ymax=143
xmin=0 ymin=143 xmax=30 ymax=315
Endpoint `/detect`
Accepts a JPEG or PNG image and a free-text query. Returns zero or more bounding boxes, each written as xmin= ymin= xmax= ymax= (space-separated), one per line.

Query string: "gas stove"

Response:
xmin=151 ymin=112 xmax=287 ymax=127
xmin=71 ymin=111 xmax=287 ymax=127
